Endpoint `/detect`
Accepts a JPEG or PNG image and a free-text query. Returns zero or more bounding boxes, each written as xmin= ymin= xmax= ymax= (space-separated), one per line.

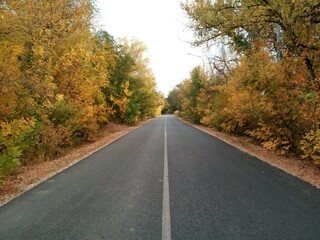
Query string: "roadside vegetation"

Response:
xmin=168 ymin=0 xmax=320 ymax=165
xmin=0 ymin=0 xmax=164 ymax=183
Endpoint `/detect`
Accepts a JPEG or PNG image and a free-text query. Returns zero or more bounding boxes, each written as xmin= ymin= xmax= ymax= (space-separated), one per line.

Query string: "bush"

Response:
xmin=300 ymin=130 xmax=320 ymax=165
xmin=0 ymin=118 xmax=36 ymax=182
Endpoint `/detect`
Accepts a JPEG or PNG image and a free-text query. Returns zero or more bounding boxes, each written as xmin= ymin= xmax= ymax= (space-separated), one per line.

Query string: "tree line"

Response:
xmin=0 ymin=0 xmax=164 ymax=182
xmin=168 ymin=0 xmax=320 ymax=164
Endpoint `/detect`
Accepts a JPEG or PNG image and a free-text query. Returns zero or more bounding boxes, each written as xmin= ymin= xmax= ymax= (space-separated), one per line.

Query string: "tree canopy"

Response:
xmin=0 ymin=0 xmax=164 ymax=182
xmin=169 ymin=0 xmax=320 ymax=164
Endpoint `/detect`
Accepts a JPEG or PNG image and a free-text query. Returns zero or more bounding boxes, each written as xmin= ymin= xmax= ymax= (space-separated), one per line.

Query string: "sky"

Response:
xmin=95 ymin=0 xmax=204 ymax=96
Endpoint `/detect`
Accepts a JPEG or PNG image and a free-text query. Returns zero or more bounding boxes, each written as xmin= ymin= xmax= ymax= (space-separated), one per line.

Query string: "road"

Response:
xmin=1 ymin=115 xmax=320 ymax=239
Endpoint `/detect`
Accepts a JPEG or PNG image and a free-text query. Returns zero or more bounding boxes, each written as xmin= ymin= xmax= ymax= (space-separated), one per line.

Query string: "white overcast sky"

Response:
xmin=95 ymin=0 xmax=204 ymax=96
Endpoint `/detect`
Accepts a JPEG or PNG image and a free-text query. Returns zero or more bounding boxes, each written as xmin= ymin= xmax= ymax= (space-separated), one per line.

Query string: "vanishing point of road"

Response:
xmin=1 ymin=115 xmax=320 ymax=239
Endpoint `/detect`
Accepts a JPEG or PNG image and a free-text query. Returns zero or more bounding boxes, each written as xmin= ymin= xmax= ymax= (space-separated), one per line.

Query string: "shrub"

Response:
xmin=0 ymin=118 xmax=36 ymax=182
xmin=300 ymin=130 xmax=320 ymax=165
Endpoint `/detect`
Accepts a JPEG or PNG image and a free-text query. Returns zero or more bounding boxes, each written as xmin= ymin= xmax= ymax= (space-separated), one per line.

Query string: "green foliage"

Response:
xmin=0 ymin=119 xmax=36 ymax=182
xmin=167 ymin=88 xmax=181 ymax=113
xmin=175 ymin=66 xmax=208 ymax=123
xmin=103 ymin=37 xmax=164 ymax=125
xmin=48 ymin=96 xmax=77 ymax=125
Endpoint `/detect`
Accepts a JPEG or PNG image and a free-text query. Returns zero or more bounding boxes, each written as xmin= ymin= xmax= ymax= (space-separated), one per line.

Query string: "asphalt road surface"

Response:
xmin=1 ymin=115 xmax=320 ymax=240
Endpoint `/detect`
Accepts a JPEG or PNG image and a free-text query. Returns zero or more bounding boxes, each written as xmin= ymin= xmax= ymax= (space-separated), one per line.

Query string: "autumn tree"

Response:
xmin=97 ymin=31 xmax=133 ymax=123
xmin=0 ymin=0 xmax=112 ymax=180
xmin=167 ymin=87 xmax=181 ymax=113
xmin=104 ymin=37 xmax=164 ymax=125
xmin=176 ymin=0 xmax=320 ymax=164
xmin=182 ymin=0 xmax=320 ymax=82
xmin=171 ymin=66 xmax=208 ymax=123
xmin=0 ymin=0 xmax=164 ymax=182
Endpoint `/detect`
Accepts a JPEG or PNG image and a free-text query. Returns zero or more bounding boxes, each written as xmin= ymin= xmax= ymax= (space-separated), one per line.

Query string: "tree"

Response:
xmin=170 ymin=66 xmax=208 ymax=123
xmin=0 ymin=1 xmax=164 ymax=182
xmin=167 ymin=87 xmax=181 ymax=113
xmin=174 ymin=0 xmax=320 ymax=164
xmin=108 ymin=38 xmax=162 ymax=124
xmin=182 ymin=0 xmax=320 ymax=83
xmin=0 ymin=0 xmax=115 ymax=175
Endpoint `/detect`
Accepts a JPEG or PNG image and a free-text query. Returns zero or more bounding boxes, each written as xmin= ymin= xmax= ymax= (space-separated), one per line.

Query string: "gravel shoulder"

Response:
xmin=0 ymin=122 xmax=146 ymax=207
xmin=179 ymin=118 xmax=320 ymax=189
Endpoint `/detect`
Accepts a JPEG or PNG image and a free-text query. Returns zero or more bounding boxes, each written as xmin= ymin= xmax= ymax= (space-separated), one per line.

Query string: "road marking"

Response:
xmin=162 ymin=117 xmax=172 ymax=240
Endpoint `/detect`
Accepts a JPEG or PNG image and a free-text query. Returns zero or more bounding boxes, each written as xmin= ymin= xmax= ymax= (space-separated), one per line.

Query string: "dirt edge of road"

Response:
xmin=179 ymin=118 xmax=320 ymax=189
xmin=0 ymin=121 xmax=148 ymax=207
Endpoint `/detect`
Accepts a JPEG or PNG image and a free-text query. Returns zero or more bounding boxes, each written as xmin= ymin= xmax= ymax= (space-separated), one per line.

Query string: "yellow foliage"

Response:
xmin=173 ymin=0 xmax=320 ymax=165
xmin=0 ymin=0 xmax=164 ymax=182
xmin=0 ymin=41 xmax=23 ymax=120
xmin=300 ymin=130 xmax=320 ymax=164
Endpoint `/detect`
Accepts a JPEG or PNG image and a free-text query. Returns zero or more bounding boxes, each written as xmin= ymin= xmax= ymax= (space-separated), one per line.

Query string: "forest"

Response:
xmin=168 ymin=0 xmax=320 ymax=164
xmin=0 ymin=0 xmax=164 ymax=182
